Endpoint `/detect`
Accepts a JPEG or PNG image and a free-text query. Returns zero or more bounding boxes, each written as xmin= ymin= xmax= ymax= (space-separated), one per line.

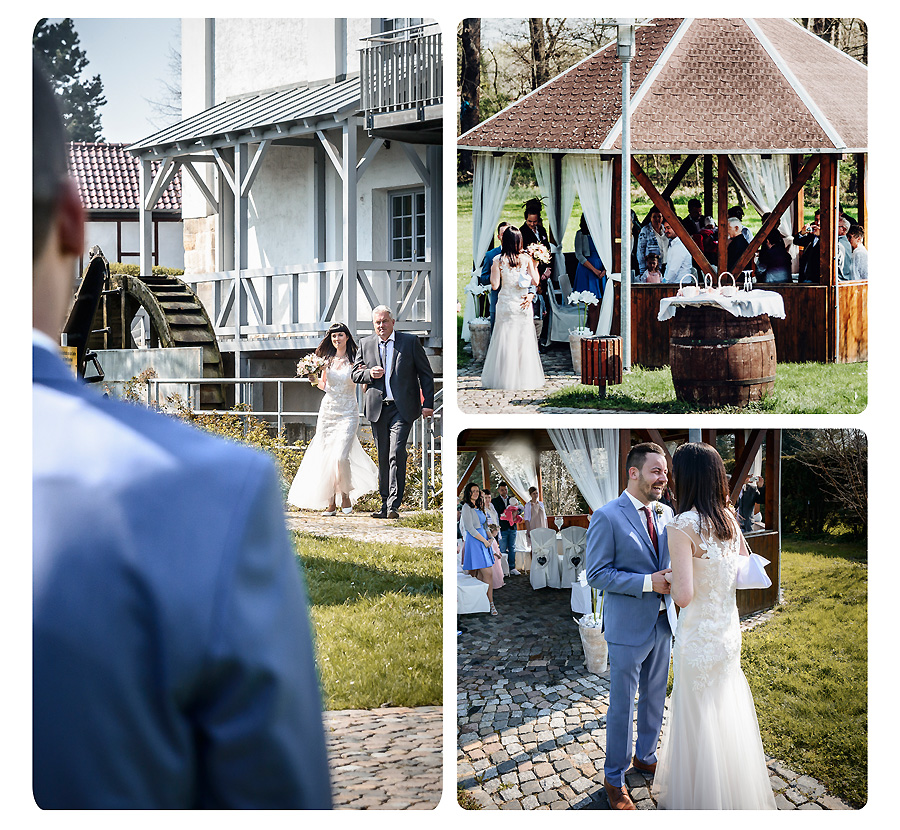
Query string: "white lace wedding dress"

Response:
xmin=480 ymin=258 xmax=545 ymax=390
xmin=653 ymin=510 xmax=776 ymax=810
xmin=287 ymin=359 xmax=378 ymax=510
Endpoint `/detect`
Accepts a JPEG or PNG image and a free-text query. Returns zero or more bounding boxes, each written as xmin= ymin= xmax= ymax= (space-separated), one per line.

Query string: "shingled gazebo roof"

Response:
xmin=458 ymin=18 xmax=867 ymax=155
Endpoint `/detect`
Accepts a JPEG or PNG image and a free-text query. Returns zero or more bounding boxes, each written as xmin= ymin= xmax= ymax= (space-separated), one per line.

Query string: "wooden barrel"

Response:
xmin=669 ymin=306 xmax=776 ymax=407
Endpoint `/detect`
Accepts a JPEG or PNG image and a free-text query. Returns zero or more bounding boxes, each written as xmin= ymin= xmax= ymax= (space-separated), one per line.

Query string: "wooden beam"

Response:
xmin=631 ymin=157 xmax=716 ymax=276
xmin=856 ymin=153 xmax=866 ymax=233
xmin=618 ymin=429 xmax=631 ymax=494
xmin=765 ymin=430 xmax=781 ymax=536
xmin=662 ymin=154 xmax=698 ymax=200
xmin=457 ymin=450 xmax=481 ymax=495
xmin=729 ymin=429 xmax=765 ymax=504
xmin=703 ymin=155 xmax=713 ymax=216
xmin=481 ymin=452 xmax=490 ymax=490
xmin=730 ymin=154 xmax=821 ymax=276
xmin=791 ymin=154 xmax=804 ymax=236
xmin=717 ymin=155 xmax=729 ymax=276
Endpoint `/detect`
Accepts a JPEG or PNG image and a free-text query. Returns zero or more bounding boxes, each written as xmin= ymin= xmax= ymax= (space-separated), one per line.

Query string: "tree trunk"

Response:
xmin=529 ymin=19 xmax=550 ymax=90
xmin=458 ymin=19 xmax=481 ymax=178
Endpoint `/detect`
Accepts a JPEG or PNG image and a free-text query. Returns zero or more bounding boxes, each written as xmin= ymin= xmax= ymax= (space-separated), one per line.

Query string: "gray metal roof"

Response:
xmin=129 ymin=77 xmax=361 ymax=156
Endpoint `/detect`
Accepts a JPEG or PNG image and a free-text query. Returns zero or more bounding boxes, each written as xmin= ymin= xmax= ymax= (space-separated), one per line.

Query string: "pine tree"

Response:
xmin=33 ymin=18 xmax=106 ymax=142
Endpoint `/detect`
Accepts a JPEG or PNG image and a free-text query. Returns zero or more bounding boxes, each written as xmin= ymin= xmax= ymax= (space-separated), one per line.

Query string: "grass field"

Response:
xmin=542 ymin=361 xmax=867 ymax=414
xmin=743 ymin=536 xmax=867 ymax=807
xmin=294 ymin=531 xmax=442 ymax=711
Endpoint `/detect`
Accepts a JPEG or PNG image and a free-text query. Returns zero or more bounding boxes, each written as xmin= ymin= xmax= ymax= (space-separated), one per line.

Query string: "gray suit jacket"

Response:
xmin=33 ymin=344 xmax=331 ymax=808
xmin=352 ymin=331 xmax=435 ymax=424
xmin=586 ymin=492 xmax=676 ymax=647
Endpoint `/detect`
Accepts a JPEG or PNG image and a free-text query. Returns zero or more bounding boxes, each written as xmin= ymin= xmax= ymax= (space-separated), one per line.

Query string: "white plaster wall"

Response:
xmin=83 ymin=221 xmax=184 ymax=270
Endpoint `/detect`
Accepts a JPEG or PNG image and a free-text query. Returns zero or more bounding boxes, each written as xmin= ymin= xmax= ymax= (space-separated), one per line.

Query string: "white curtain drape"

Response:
xmin=728 ymin=154 xmax=794 ymax=241
xmin=567 ymin=155 xmax=615 ymax=334
xmin=533 ymin=153 xmax=577 ymax=285
xmin=547 ymin=428 xmax=619 ymax=511
xmin=485 ymin=437 xmax=539 ymax=505
xmin=462 ymin=152 xmax=517 ymax=341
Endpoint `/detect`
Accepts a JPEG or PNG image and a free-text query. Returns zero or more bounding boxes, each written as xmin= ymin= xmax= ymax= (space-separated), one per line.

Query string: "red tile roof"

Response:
xmin=458 ymin=18 xmax=867 ymax=153
xmin=67 ymin=142 xmax=181 ymax=212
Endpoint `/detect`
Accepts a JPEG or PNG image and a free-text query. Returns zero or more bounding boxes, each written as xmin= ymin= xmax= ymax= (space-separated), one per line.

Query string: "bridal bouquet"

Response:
xmin=567 ymin=290 xmax=599 ymax=336
xmin=526 ymin=242 xmax=551 ymax=265
xmin=297 ymin=353 xmax=327 ymax=382
xmin=466 ymin=282 xmax=492 ymax=321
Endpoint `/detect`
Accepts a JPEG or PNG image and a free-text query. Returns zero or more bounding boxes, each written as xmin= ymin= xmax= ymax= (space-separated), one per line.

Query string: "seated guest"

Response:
xmin=848 ymin=225 xmax=868 ymax=280
xmin=638 ymin=251 xmax=663 ymax=284
xmin=726 ymin=217 xmax=750 ymax=273
xmin=697 ymin=215 xmax=718 ymax=263
xmin=573 ymin=214 xmax=607 ymax=297
xmin=793 ymin=211 xmax=821 ymax=283
xmin=756 ymin=228 xmax=792 ymax=283
xmin=480 ymin=221 xmax=510 ymax=329
xmin=728 ymin=205 xmax=753 ymax=243
xmin=682 ymin=198 xmax=703 ymax=236
xmin=661 ymin=220 xmax=693 ymax=283
xmin=637 ymin=207 xmax=668 ymax=273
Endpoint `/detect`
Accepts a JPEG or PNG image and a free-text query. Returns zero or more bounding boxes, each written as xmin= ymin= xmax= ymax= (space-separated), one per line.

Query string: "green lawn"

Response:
xmin=743 ymin=536 xmax=867 ymax=807
xmin=396 ymin=509 xmax=442 ymax=533
xmin=542 ymin=362 xmax=866 ymax=414
xmin=294 ymin=532 xmax=442 ymax=710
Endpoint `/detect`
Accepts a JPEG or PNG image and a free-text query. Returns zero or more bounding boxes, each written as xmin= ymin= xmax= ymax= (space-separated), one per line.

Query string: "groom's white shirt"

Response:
xmin=623 ymin=489 xmax=668 ymax=610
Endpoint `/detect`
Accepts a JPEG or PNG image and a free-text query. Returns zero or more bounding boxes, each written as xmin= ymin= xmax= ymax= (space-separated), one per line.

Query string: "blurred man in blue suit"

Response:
xmin=32 ymin=57 xmax=331 ymax=809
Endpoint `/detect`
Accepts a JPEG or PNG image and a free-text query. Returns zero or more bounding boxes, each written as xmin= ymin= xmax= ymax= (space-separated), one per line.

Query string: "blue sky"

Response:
xmin=45 ymin=18 xmax=181 ymax=143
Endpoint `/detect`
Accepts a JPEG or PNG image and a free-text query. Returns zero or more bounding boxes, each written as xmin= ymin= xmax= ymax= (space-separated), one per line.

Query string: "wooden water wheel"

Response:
xmin=87 ymin=270 xmax=225 ymax=405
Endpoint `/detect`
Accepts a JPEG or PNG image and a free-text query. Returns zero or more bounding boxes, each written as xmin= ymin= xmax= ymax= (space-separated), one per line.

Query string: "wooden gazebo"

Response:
xmin=457 ymin=427 xmax=781 ymax=616
xmin=458 ymin=18 xmax=867 ymax=365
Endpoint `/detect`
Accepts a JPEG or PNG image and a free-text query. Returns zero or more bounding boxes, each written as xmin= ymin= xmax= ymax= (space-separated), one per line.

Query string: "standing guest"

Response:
xmin=352 ymin=306 xmax=435 ymax=519
xmin=460 ymin=483 xmax=498 ymax=616
xmin=480 ymin=221 xmax=510 ymax=330
xmin=794 ymin=211 xmax=821 ymax=283
xmin=660 ymin=220 xmax=693 ymax=284
xmin=573 ymin=214 xmax=607 ymax=297
xmin=482 ymin=486 xmax=501 ymax=530
xmin=697 ymin=215 xmax=718 ymax=263
xmin=32 ymin=57 xmax=331 ymax=809
xmin=493 ymin=483 xmax=519 ymax=575
xmin=523 ymin=486 xmax=549 ymax=547
xmin=756 ymin=228 xmax=792 ymax=283
xmin=520 ymin=198 xmax=553 ymax=347
xmin=737 ymin=475 xmax=759 ymax=533
xmin=848 ymin=225 xmax=868 ymax=280
xmin=725 ymin=217 xmax=750 ymax=273
xmin=637 ymin=207 xmax=668 ymax=273
xmin=837 ymin=217 xmax=854 ymax=281
xmin=682 ymin=199 xmax=703 ymax=236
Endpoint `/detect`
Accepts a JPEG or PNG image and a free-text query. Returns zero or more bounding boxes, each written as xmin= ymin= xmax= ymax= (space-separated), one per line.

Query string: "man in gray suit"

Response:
xmin=32 ymin=58 xmax=330 ymax=808
xmin=586 ymin=442 xmax=676 ymax=810
xmin=352 ymin=306 xmax=435 ymax=518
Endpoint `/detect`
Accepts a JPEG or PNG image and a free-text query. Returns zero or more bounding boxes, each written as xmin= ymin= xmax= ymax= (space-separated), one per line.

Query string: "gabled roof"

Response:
xmin=67 ymin=142 xmax=181 ymax=212
xmin=128 ymin=77 xmax=361 ymax=157
xmin=458 ymin=18 xmax=867 ymax=154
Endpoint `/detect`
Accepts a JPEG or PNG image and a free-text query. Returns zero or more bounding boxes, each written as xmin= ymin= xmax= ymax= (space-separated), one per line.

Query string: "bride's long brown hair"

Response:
xmin=500 ymin=225 xmax=524 ymax=269
xmin=671 ymin=442 xmax=736 ymax=541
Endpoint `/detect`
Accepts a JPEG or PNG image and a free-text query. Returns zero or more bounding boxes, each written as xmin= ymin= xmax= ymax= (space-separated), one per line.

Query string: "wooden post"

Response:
xmin=820 ymin=153 xmax=838 ymax=361
xmin=612 ymin=155 xmax=622 ymax=273
xmin=856 ymin=153 xmax=866 ymax=233
xmin=717 ymin=154 xmax=729 ymax=276
xmin=703 ymin=155 xmax=713 ymax=217
xmin=791 ymin=154 xmax=804 ymax=235
xmin=618 ymin=428 xmax=631 ymax=493
xmin=481 ymin=451 xmax=490 ymax=490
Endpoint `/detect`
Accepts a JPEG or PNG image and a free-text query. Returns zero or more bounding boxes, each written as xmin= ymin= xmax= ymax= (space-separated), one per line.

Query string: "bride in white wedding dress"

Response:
xmin=653 ymin=442 xmax=776 ymax=810
xmin=480 ymin=226 xmax=545 ymax=390
xmin=287 ymin=323 xmax=378 ymax=515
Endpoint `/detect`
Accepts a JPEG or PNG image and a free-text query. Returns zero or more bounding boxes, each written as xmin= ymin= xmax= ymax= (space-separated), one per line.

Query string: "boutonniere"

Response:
xmin=653 ymin=501 xmax=664 ymax=517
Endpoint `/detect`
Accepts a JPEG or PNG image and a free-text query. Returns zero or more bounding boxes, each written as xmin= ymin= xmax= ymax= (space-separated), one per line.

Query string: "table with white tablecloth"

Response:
xmin=657 ymin=288 xmax=786 ymax=322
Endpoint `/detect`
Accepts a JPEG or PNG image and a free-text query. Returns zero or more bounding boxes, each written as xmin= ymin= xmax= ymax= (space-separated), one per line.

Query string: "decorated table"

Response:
xmin=657 ymin=281 xmax=786 ymax=407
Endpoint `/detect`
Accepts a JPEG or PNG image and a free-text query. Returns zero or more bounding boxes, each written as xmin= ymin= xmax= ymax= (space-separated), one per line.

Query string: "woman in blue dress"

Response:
xmin=573 ymin=214 xmax=607 ymax=298
xmin=460 ymin=482 xmax=498 ymax=615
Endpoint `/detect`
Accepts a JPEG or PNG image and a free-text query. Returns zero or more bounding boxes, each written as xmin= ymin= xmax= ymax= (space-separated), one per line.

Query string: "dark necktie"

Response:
xmin=642 ymin=506 xmax=659 ymax=554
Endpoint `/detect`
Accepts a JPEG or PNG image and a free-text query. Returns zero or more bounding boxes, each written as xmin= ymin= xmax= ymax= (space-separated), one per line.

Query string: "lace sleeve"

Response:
xmin=668 ymin=511 xmax=700 ymax=536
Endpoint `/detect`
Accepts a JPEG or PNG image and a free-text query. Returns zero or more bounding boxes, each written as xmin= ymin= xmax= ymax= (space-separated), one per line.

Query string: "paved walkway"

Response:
xmin=285 ymin=509 xmax=442 ymax=548
xmin=325 ymin=706 xmax=442 ymax=809
xmin=458 ymin=342 xmax=624 ymax=414
xmin=457 ymin=573 xmax=852 ymax=810
xmin=291 ymin=511 xmax=443 ymax=809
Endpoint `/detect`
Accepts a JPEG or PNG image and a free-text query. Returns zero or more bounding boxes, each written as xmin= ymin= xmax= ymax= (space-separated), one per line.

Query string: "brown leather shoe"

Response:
xmin=632 ymin=756 xmax=657 ymax=775
xmin=387 ymin=510 xmax=400 ymax=519
xmin=603 ymin=778 xmax=636 ymax=810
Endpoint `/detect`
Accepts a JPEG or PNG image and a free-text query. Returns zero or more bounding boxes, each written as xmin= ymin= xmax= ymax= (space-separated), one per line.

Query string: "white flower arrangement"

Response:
xmin=575 ymin=572 xmax=604 ymax=628
xmin=466 ymin=282 xmax=492 ymax=321
xmin=567 ymin=290 xmax=599 ymax=334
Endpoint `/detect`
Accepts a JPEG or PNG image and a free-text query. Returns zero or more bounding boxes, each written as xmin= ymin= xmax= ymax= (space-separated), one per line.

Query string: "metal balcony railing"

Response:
xmin=360 ymin=23 xmax=442 ymax=121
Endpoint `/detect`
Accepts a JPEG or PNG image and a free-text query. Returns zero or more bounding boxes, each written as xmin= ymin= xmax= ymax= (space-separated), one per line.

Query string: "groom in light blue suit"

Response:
xmin=32 ymin=58 xmax=330 ymax=809
xmin=586 ymin=442 xmax=677 ymax=810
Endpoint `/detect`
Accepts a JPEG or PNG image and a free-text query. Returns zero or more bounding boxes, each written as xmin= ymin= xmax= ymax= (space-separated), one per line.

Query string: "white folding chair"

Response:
xmin=560 ymin=525 xmax=588 ymax=587
xmin=457 ymin=572 xmax=490 ymax=614
xmin=529 ymin=528 xmax=561 ymax=589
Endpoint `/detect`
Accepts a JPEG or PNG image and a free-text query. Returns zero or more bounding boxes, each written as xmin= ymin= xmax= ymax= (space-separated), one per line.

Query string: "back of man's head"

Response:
xmin=33 ymin=56 xmax=69 ymax=262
